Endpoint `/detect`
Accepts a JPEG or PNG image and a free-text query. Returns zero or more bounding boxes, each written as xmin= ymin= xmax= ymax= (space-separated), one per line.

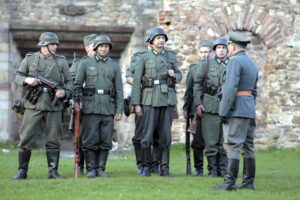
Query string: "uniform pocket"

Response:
xmin=202 ymin=94 xmax=213 ymax=113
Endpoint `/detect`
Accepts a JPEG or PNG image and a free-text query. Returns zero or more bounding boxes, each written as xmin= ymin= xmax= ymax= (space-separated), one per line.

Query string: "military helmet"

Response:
xmin=213 ymin=37 xmax=228 ymax=50
xmin=93 ymin=35 xmax=112 ymax=51
xmin=144 ymin=28 xmax=156 ymax=43
xmin=199 ymin=40 xmax=214 ymax=49
xmin=38 ymin=32 xmax=59 ymax=47
xmin=83 ymin=34 xmax=98 ymax=47
xmin=148 ymin=27 xmax=168 ymax=44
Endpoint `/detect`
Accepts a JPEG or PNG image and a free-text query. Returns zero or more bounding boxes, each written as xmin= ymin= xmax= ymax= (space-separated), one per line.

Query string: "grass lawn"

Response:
xmin=0 ymin=144 xmax=299 ymax=200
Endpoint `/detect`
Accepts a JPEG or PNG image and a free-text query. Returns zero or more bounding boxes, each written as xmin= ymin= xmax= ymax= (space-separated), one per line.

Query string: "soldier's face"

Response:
xmin=96 ymin=44 xmax=110 ymax=57
xmin=215 ymin=45 xmax=228 ymax=59
xmin=85 ymin=43 xmax=95 ymax=57
xmin=47 ymin=44 xmax=58 ymax=55
xmin=199 ymin=47 xmax=211 ymax=61
xmin=152 ymin=35 xmax=166 ymax=49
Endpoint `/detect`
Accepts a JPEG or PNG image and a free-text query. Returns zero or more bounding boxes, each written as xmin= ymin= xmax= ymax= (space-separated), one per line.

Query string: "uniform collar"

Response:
xmin=215 ymin=56 xmax=229 ymax=64
xmin=151 ymin=48 xmax=165 ymax=55
xmin=230 ymin=50 xmax=246 ymax=59
xmin=40 ymin=52 xmax=53 ymax=60
xmin=95 ymin=53 xmax=108 ymax=62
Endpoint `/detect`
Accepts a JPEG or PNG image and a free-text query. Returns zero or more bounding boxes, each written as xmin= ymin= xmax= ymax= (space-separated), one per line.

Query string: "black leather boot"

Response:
xmin=207 ymin=156 xmax=218 ymax=177
xmin=78 ymin=147 xmax=85 ymax=175
xmin=193 ymin=148 xmax=204 ymax=176
xmin=96 ymin=150 xmax=109 ymax=177
xmin=47 ymin=151 xmax=64 ymax=179
xmin=84 ymin=151 xmax=97 ymax=178
xmin=237 ymin=158 xmax=255 ymax=190
xmin=142 ymin=147 xmax=152 ymax=177
xmin=151 ymin=144 xmax=161 ymax=174
xmin=217 ymin=152 xmax=228 ymax=177
xmin=213 ymin=158 xmax=239 ymax=190
xmin=13 ymin=150 xmax=31 ymax=180
xmin=133 ymin=144 xmax=143 ymax=175
xmin=160 ymin=148 xmax=170 ymax=177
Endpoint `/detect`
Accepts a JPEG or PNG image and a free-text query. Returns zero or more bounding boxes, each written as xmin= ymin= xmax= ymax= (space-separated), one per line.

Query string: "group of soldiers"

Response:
xmin=12 ymin=27 xmax=258 ymax=191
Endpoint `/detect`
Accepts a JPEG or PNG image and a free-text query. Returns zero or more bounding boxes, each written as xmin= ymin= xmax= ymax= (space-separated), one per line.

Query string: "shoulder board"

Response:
xmin=134 ymin=51 xmax=147 ymax=56
xmin=55 ymin=54 xmax=66 ymax=59
xmin=165 ymin=49 xmax=176 ymax=55
xmin=81 ymin=55 xmax=89 ymax=60
xmin=25 ymin=52 xmax=34 ymax=57
xmin=72 ymin=57 xmax=81 ymax=63
xmin=189 ymin=63 xmax=198 ymax=68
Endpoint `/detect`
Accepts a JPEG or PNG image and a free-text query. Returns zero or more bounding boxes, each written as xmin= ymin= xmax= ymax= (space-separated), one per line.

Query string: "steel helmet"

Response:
xmin=93 ymin=35 xmax=112 ymax=51
xmin=38 ymin=32 xmax=59 ymax=47
xmin=148 ymin=28 xmax=168 ymax=44
xmin=213 ymin=37 xmax=228 ymax=50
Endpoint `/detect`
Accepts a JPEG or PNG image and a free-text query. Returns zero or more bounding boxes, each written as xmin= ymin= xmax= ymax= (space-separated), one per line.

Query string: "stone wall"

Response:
xmin=0 ymin=0 xmax=299 ymax=149
xmin=159 ymin=0 xmax=300 ymax=149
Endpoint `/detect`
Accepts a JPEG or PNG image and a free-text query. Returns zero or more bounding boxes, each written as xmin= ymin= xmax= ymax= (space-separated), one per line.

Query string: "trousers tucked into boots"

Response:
xmin=160 ymin=148 xmax=170 ymax=177
xmin=133 ymin=144 xmax=144 ymax=175
xmin=213 ymin=158 xmax=239 ymax=190
xmin=78 ymin=147 xmax=85 ymax=174
xmin=217 ymin=152 xmax=228 ymax=177
xmin=151 ymin=145 xmax=161 ymax=174
xmin=193 ymin=148 xmax=204 ymax=176
xmin=142 ymin=147 xmax=152 ymax=177
xmin=84 ymin=151 xmax=97 ymax=178
xmin=97 ymin=150 xmax=109 ymax=177
xmin=207 ymin=155 xmax=218 ymax=177
xmin=237 ymin=158 xmax=255 ymax=190
xmin=47 ymin=151 xmax=64 ymax=179
xmin=13 ymin=150 xmax=31 ymax=180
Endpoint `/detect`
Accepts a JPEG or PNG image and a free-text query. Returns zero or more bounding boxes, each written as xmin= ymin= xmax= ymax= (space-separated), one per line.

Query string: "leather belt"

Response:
xmin=236 ymin=90 xmax=252 ymax=96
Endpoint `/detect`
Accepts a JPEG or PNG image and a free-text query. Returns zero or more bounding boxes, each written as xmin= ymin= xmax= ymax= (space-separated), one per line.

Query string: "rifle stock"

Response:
xmin=185 ymin=117 xmax=192 ymax=175
xmin=74 ymin=102 xmax=81 ymax=178
xmin=188 ymin=115 xmax=199 ymax=134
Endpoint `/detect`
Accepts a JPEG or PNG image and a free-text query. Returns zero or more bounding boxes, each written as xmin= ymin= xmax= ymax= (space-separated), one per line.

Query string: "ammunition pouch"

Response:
xmin=11 ymin=98 xmax=25 ymax=114
xmin=24 ymin=86 xmax=43 ymax=105
xmin=141 ymin=78 xmax=175 ymax=89
xmin=203 ymin=86 xmax=219 ymax=96
xmin=82 ymin=87 xmax=116 ymax=97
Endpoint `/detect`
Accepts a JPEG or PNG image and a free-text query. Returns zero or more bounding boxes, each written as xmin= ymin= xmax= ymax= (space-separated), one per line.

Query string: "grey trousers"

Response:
xmin=223 ymin=118 xmax=256 ymax=160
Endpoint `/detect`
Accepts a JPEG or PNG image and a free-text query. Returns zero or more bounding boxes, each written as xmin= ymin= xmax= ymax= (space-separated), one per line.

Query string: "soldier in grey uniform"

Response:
xmin=183 ymin=39 xmax=214 ymax=176
xmin=13 ymin=32 xmax=73 ymax=179
xmin=193 ymin=37 xmax=228 ymax=177
xmin=69 ymin=33 xmax=97 ymax=174
xmin=126 ymin=29 xmax=162 ymax=175
xmin=214 ymin=30 xmax=258 ymax=190
xmin=73 ymin=35 xmax=123 ymax=178
xmin=131 ymin=28 xmax=182 ymax=177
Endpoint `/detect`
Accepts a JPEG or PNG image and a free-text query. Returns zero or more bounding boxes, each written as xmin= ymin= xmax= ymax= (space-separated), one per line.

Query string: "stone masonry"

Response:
xmin=0 ymin=0 xmax=299 ymax=149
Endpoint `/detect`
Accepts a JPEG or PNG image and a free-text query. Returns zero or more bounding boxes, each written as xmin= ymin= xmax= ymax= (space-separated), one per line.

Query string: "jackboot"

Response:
xmin=78 ymin=147 xmax=85 ymax=175
xmin=217 ymin=152 xmax=228 ymax=177
xmin=47 ymin=151 xmax=64 ymax=179
xmin=13 ymin=150 xmax=31 ymax=180
xmin=141 ymin=147 xmax=152 ymax=177
xmin=237 ymin=158 xmax=255 ymax=190
xmin=133 ymin=144 xmax=143 ymax=175
xmin=207 ymin=156 xmax=218 ymax=177
xmin=213 ymin=158 xmax=239 ymax=190
xmin=96 ymin=150 xmax=109 ymax=177
xmin=84 ymin=151 xmax=97 ymax=178
xmin=193 ymin=148 xmax=204 ymax=176
xmin=151 ymin=145 xmax=161 ymax=174
xmin=160 ymin=148 xmax=170 ymax=177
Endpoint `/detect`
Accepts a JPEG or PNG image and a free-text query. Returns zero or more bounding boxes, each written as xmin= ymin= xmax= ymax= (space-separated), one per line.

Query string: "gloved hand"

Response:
xmin=220 ymin=116 xmax=228 ymax=124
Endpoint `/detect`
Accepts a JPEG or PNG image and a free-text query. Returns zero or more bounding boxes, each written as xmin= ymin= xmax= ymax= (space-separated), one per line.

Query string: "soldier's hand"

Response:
xmin=167 ymin=69 xmax=175 ymax=78
xmin=24 ymin=77 xmax=39 ymax=86
xmin=135 ymin=105 xmax=143 ymax=117
xmin=115 ymin=113 xmax=122 ymax=121
xmin=75 ymin=102 xmax=82 ymax=111
xmin=55 ymin=90 xmax=65 ymax=98
xmin=196 ymin=104 xmax=205 ymax=117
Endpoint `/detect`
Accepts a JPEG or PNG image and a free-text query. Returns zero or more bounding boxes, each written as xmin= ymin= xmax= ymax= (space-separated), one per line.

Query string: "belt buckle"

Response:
xmin=43 ymin=88 xmax=48 ymax=92
xmin=154 ymin=80 xmax=160 ymax=85
xmin=97 ymin=89 xmax=104 ymax=94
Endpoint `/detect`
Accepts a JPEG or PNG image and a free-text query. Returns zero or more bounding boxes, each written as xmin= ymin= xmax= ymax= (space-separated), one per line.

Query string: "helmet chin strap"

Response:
xmin=47 ymin=45 xmax=54 ymax=56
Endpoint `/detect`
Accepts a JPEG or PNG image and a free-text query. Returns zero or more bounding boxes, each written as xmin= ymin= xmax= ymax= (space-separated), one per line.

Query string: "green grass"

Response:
xmin=0 ymin=144 xmax=299 ymax=200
